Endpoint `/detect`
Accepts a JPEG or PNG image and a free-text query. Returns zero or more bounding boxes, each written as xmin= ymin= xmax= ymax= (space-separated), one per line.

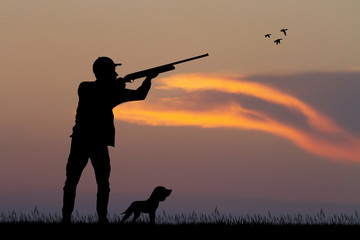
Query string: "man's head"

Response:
xmin=93 ymin=57 xmax=121 ymax=81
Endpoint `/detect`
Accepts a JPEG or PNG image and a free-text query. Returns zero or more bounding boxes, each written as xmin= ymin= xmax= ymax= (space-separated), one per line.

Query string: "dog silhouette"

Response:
xmin=121 ymin=186 xmax=172 ymax=224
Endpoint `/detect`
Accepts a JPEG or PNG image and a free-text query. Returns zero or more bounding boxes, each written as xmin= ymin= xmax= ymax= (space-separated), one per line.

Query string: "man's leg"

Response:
xmin=62 ymin=139 xmax=89 ymax=223
xmin=90 ymin=145 xmax=111 ymax=223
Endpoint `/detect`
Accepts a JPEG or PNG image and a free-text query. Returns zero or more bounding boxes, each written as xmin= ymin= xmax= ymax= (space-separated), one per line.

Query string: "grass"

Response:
xmin=1 ymin=206 xmax=360 ymax=225
xmin=0 ymin=207 xmax=359 ymax=236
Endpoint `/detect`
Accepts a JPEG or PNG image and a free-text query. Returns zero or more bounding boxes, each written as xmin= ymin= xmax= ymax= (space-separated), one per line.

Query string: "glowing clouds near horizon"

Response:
xmin=114 ymin=74 xmax=360 ymax=163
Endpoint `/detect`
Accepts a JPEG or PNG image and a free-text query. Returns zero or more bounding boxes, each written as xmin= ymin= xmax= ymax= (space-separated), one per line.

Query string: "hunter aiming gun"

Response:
xmin=122 ymin=53 xmax=209 ymax=82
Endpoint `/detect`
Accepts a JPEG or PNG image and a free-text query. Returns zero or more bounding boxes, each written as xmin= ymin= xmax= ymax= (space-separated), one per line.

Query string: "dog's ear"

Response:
xmin=152 ymin=186 xmax=172 ymax=201
xmin=153 ymin=186 xmax=166 ymax=195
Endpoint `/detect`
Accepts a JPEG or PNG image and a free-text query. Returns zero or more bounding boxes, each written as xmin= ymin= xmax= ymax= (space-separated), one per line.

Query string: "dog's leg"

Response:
xmin=121 ymin=211 xmax=132 ymax=223
xmin=132 ymin=211 xmax=141 ymax=223
xmin=149 ymin=211 xmax=156 ymax=224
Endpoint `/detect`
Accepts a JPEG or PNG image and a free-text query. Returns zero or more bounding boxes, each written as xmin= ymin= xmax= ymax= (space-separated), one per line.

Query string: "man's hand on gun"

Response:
xmin=145 ymin=72 xmax=159 ymax=81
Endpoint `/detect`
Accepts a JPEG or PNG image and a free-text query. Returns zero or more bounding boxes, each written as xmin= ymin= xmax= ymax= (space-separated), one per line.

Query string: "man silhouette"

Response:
xmin=62 ymin=57 xmax=157 ymax=223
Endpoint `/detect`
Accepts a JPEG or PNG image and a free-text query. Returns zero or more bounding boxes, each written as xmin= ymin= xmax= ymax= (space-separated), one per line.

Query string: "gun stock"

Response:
xmin=122 ymin=53 xmax=208 ymax=82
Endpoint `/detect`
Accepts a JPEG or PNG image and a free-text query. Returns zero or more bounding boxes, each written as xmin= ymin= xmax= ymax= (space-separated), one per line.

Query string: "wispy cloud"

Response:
xmin=114 ymin=73 xmax=360 ymax=163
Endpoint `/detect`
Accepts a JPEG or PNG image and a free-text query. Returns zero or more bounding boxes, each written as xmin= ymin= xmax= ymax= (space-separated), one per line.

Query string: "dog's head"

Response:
xmin=150 ymin=186 xmax=172 ymax=202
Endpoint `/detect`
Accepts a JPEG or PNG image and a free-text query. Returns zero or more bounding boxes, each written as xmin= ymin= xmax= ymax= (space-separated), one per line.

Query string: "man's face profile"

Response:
xmin=93 ymin=57 xmax=120 ymax=81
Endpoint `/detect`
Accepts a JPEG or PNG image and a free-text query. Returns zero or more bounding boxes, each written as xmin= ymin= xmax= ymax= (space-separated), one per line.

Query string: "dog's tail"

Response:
xmin=121 ymin=203 xmax=133 ymax=214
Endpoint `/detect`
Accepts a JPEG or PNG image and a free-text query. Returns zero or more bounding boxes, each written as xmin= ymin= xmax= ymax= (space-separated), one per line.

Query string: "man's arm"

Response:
xmin=114 ymin=74 xmax=157 ymax=105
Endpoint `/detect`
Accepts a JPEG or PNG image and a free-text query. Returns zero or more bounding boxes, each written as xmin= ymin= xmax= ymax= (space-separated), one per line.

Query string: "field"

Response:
xmin=1 ymin=208 xmax=359 ymax=237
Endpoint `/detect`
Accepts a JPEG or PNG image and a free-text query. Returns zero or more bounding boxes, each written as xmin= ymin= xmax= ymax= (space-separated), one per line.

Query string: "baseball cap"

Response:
xmin=93 ymin=57 xmax=122 ymax=76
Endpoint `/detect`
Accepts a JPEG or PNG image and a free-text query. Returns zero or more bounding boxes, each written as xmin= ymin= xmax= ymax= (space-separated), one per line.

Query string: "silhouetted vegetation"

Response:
xmin=2 ymin=207 xmax=360 ymax=224
xmin=0 ymin=207 xmax=358 ymax=235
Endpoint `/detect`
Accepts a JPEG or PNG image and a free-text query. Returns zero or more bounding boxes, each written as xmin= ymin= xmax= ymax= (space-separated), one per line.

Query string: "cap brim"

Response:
xmin=114 ymin=63 xmax=122 ymax=66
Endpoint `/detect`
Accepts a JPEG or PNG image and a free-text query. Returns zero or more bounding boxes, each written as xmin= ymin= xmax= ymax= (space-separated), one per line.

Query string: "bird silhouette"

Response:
xmin=265 ymin=34 xmax=271 ymax=38
xmin=280 ymin=28 xmax=288 ymax=36
xmin=274 ymin=38 xmax=282 ymax=45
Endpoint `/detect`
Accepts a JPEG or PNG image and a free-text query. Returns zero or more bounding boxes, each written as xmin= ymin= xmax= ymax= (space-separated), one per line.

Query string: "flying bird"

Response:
xmin=280 ymin=28 xmax=288 ymax=36
xmin=265 ymin=34 xmax=271 ymax=38
xmin=274 ymin=38 xmax=282 ymax=45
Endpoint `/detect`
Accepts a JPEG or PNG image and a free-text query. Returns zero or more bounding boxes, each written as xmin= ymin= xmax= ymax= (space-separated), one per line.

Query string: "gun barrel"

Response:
xmin=124 ymin=64 xmax=175 ymax=82
xmin=123 ymin=53 xmax=209 ymax=82
xmin=169 ymin=53 xmax=209 ymax=66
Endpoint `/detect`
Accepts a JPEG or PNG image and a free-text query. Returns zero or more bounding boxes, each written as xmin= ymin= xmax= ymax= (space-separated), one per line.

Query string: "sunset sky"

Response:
xmin=1 ymin=0 xmax=360 ymax=217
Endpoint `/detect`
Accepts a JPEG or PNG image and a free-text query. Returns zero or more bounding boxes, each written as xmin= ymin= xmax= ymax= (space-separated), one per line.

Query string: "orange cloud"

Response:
xmin=114 ymin=73 xmax=360 ymax=163
xmin=158 ymin=74 xmax=342 ymax=134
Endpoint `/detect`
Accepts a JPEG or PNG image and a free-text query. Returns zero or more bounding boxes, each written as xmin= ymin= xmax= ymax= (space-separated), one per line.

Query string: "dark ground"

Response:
xmin=1 ymin=223 xmax=359 ymax=238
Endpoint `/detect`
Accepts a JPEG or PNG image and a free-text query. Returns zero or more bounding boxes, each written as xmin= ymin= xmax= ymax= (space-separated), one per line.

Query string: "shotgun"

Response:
xmin=122 ymin=53 xmax=209 ymax=82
